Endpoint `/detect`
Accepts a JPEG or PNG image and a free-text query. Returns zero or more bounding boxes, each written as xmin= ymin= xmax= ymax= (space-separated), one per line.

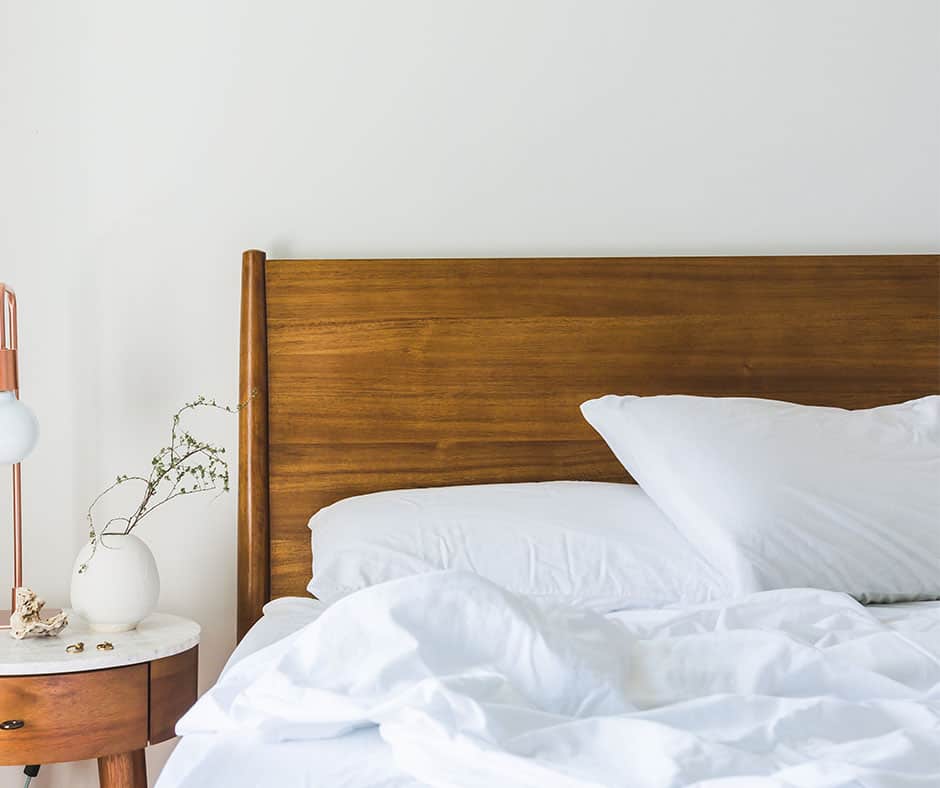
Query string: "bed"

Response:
xmin=160 ymin=251 xmax=940 ymax=787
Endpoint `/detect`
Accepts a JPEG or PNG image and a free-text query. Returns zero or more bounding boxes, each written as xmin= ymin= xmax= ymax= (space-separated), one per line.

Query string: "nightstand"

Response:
xmin=0 ymin=613 xmax=199 ymax=787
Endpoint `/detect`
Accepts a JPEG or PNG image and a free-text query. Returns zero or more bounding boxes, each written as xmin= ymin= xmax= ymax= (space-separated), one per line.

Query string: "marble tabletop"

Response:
xmin=0 ymin=612 xmax=200 ymax=676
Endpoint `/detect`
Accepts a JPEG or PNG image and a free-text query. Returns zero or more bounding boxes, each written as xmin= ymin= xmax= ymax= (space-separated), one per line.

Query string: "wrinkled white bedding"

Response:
xmin=167 ymin=571 xmax=940 ymax=788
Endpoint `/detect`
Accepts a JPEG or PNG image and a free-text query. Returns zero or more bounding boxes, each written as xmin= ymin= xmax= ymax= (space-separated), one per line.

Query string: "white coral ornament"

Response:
xmin=9 ymin=587 xmax=68 ymax=639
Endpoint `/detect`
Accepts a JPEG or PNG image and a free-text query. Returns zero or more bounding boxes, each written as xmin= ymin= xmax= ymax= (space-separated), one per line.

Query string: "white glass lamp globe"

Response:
xmin=0 ymin=391 xmax=39 ymax=464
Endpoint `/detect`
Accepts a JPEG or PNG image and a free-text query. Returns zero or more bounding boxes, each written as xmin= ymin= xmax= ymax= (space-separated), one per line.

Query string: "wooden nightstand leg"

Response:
xmin=98 ymin=748 xmax=146 ymax=788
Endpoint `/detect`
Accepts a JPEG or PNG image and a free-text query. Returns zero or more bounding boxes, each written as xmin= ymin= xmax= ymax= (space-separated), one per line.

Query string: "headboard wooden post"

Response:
xmin=237 ymin=249 xmax=270 ymax=640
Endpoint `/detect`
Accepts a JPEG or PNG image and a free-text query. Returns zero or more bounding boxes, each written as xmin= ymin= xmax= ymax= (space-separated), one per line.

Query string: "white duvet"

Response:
xmin=177 ymin=571 xmax=940 ymax=788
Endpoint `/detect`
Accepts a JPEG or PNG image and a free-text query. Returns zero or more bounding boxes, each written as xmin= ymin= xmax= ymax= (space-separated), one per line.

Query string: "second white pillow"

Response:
xmin=581 ymin=394 xmax=940 ymax=603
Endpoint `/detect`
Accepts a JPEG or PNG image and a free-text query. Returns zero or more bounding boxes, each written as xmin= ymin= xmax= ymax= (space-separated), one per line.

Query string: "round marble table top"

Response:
xmin=0 ymin=612 xmax=200 ymax=676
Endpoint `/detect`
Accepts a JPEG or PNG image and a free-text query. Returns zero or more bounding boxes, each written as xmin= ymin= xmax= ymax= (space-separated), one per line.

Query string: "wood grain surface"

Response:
xmin=238 ymin=254 xmax=940 ymax=629
xmin=239 ymin=250 xmax=271 ymax=639
xmin=97 ymin=748 xmax=146 ymax=788
xmin=149 ymin=646 xmax=198 ymax=744
xmin=0 ymin=664 xmax=148 ymax=766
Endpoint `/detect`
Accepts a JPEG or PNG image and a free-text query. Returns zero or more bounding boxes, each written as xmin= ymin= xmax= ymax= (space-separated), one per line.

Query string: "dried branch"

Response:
xmin=79 ymin=393 xmax=250 ymax=572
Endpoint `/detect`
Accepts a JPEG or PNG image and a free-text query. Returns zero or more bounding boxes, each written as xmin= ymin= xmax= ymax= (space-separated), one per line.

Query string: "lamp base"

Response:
xmin=0 ymin=608 xmax=63 ymax=630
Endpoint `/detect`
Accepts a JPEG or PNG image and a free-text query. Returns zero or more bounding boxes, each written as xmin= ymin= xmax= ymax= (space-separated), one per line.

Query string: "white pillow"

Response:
xmin=307 ymin=481 xmax=730 ymax=611
xmin=581 ymin=394 xmax=940 ymax=603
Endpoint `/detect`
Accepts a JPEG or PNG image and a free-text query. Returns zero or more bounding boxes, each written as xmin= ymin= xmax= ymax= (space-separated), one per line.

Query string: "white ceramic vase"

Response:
xmin=70 ymin=533 xmax=160 ymax=632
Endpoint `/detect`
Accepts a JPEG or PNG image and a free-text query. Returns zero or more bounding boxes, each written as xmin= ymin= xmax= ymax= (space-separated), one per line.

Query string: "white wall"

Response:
xmin=1 ymin=1 xmax=938 ymax=784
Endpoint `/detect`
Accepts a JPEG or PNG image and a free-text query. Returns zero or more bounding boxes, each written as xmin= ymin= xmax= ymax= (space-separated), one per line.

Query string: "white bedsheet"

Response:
xmin=157 ymin=596 xmax=419 ymax=788
xmin=159 ymin=573 xmax=940 ymax=788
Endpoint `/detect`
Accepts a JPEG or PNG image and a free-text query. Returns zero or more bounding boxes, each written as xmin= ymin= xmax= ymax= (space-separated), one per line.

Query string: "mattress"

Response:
xmin=157 ymin=589 xmax=940 ymax=788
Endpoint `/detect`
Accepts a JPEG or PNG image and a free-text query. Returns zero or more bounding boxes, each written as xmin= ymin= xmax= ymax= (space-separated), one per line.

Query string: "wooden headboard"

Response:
xmin=237 ymin=251 xmax=940 ymax=638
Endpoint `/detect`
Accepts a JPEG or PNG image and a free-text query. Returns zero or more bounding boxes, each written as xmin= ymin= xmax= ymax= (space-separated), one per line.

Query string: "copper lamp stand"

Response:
xmin=0 ymin=284 xmax=38 ymax=628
